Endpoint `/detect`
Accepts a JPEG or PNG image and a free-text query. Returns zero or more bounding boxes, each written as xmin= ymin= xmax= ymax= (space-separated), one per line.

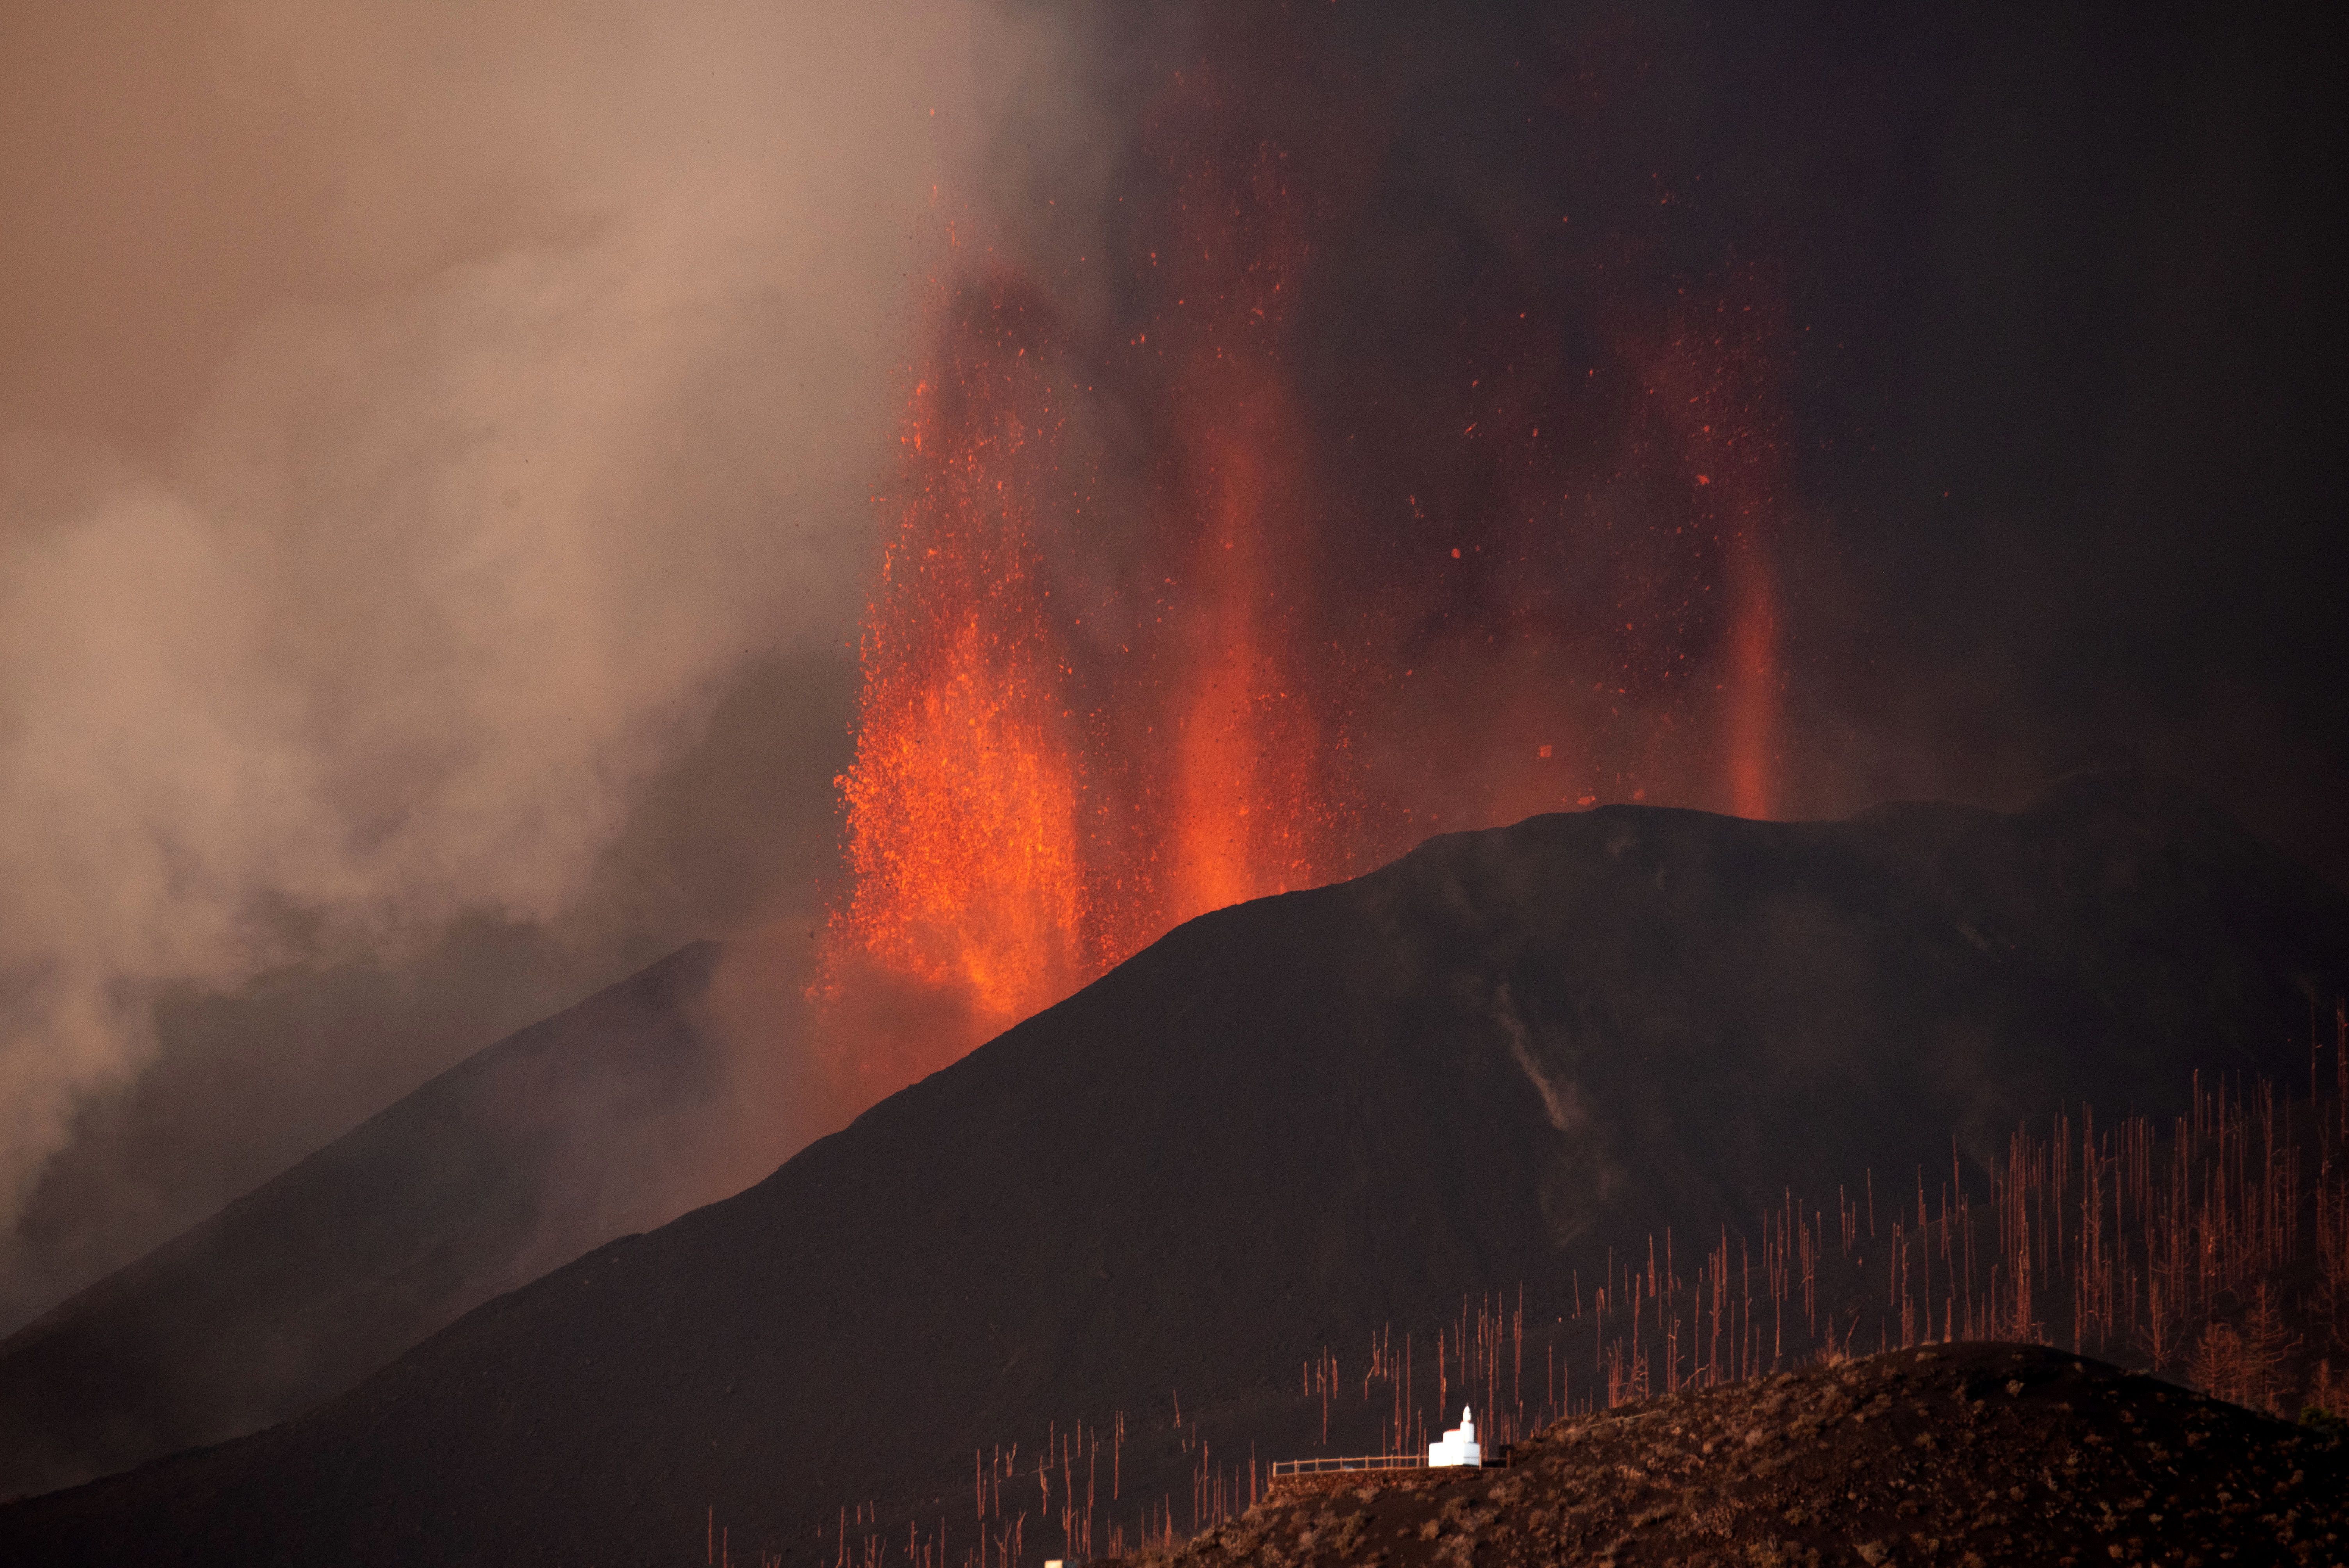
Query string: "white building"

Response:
xmin=1427 ymin=1406 xmax=1481 ymax=1467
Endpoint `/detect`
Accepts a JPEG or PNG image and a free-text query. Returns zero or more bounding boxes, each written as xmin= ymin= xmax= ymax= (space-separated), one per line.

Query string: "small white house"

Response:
xmin=1427 ymin=1406 xmax=1481 ymax=1467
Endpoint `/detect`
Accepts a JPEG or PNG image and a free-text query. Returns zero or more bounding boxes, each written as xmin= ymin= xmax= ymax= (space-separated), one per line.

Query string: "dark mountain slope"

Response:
xmin=0 ymin=942 xmax=749 ymax=1502
xmin=4 ymin=763 xmax=2344 ymax=1564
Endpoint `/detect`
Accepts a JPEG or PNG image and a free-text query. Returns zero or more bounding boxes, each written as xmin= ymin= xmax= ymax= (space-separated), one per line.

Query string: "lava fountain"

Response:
xmin=811 ymin=68 xmax=1792 ymax=1095
xmin=812 ymin=269 xmax=1103 ymax=1094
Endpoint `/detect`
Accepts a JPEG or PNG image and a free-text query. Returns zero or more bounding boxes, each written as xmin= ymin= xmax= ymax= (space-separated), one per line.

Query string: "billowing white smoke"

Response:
xmin=0 ymin=0 xmax=1060 ymax=1228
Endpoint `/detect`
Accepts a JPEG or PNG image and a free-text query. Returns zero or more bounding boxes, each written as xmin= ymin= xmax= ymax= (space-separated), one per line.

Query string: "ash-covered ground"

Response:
xmin=1153 ymin=1345 xmax=2345 ymax=1568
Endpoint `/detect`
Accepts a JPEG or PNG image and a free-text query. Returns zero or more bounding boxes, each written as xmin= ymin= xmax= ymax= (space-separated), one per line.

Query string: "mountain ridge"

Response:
xmin=0 ymin=940 xmax=757 ymax=1501
xmin=3 ymin=763 xmax=2344 ymax=1564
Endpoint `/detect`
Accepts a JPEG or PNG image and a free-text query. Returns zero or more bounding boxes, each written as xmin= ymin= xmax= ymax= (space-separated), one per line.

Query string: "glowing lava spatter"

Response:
xmin=815 ymin=210 xmax=1363 ymax=1085
xmin=819 ymin=281 xmax=1094 ymax=1082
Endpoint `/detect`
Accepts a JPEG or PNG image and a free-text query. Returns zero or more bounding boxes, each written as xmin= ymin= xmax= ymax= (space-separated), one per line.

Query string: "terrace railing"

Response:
xmin=1267 ymin=1454 xmax=1428 ymax=1477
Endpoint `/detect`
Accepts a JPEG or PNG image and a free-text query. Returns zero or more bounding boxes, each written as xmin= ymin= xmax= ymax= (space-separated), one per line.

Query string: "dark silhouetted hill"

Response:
xmin=0 ymin=942 xmax=770 ymax=1501
xmin=3 ymin=763 xmax=2345 ymax=1564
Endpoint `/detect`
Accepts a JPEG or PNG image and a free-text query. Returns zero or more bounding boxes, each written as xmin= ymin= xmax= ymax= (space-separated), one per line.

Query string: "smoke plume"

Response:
xmin=0 ymin=0 xmax=1061 ymax=1297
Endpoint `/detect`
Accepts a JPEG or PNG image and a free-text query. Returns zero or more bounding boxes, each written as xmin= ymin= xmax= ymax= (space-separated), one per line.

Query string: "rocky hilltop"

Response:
xmin=1174 ymin=1344 xmax=2344 ymax=1567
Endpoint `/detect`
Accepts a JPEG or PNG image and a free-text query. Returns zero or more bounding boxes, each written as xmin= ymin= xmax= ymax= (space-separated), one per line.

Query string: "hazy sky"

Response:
xmin=3 ymin=0 xmax=2342 ymax=1334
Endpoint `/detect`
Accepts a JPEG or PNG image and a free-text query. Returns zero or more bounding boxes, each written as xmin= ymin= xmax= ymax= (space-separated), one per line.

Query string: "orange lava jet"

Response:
xmin=814 ymin=158 xmax=1365 ymax=1089
xmin=1147 ymin=139 xmax=1358 ymax=923
xmin=814 ymin=105 xmax=1799 ymax=1095
xmin=816 ymin=278 xmax=1096 ymax=1088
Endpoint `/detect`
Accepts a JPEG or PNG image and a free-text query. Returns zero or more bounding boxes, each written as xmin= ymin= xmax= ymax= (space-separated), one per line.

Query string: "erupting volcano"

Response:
xmin=815 ymin=70 xmax=1795 ymax=1087
xmin=5 ymin=6 xmax=2343 ymax=1561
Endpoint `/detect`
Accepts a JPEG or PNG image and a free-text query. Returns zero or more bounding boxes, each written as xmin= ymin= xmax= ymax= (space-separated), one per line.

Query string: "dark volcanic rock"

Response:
xmin=0 ymin=943 xmax=743 ymax=1501
xmin=2 ymin=763 xmax=2344 ymax=1564
xmin=1172 ymin=1344 xmax=2349 ymax=1567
